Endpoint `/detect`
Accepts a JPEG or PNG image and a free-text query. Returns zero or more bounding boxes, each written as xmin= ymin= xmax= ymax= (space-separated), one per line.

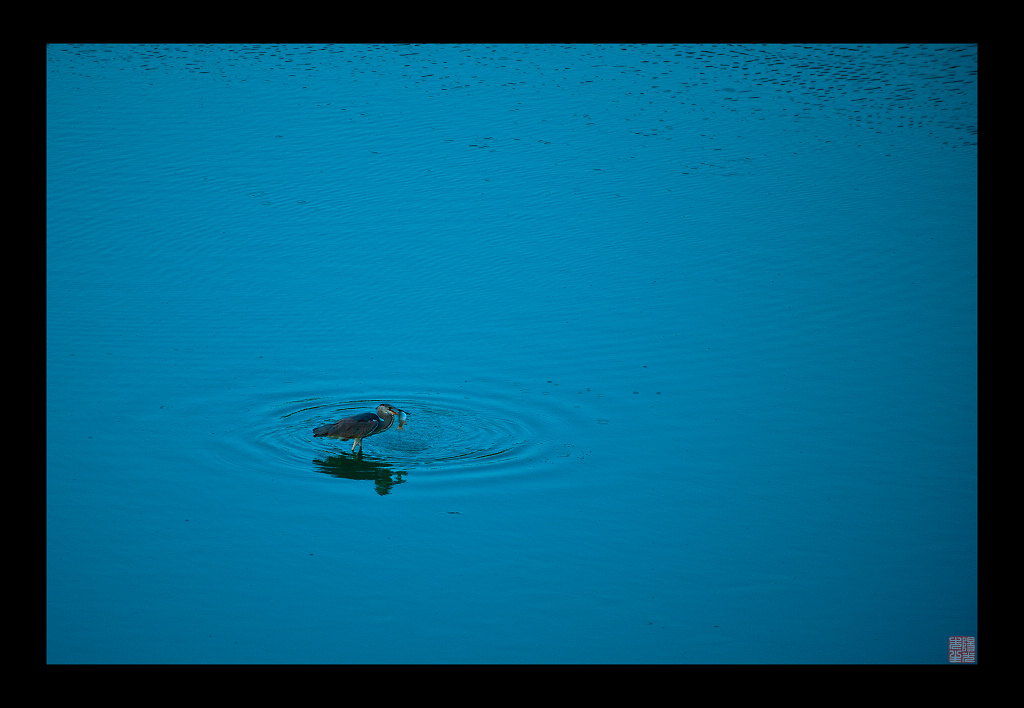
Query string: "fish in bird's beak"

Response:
xmin=397 ymin=409 xmax=408 ymax=430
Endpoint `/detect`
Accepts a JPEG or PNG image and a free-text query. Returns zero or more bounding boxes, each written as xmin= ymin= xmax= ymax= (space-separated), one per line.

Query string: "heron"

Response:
xmin=313 ymin=403 xmax=407 ymax=453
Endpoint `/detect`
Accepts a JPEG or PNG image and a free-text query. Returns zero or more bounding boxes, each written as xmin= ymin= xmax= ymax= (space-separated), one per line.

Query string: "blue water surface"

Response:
xmin=46 ymin=43 xmax=977 ymax=664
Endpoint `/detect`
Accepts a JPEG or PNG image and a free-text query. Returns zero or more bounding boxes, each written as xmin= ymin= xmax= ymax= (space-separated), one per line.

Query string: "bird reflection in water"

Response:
xmin=312 ymin=454 xmax=407 ymax=496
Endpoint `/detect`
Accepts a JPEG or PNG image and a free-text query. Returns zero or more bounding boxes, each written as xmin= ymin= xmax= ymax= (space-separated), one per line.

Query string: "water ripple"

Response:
xmin=212 ymin=384 xmax=577 ymax=494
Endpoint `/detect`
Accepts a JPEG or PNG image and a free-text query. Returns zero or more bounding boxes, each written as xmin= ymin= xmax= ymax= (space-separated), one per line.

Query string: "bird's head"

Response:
xmin=377 ymin=403 xmax=399 ymax=417
xmin=377 ymin=403 xmax=408 ymax=430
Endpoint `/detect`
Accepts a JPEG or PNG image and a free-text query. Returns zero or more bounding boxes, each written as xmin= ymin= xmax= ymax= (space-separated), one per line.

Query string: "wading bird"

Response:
xmin=313 ymin=403 xmax=407 ymax=453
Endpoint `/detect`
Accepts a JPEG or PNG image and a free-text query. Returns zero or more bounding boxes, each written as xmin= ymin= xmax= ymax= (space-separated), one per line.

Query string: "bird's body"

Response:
xmin=313 ymin=403 xmax=405 ymax=453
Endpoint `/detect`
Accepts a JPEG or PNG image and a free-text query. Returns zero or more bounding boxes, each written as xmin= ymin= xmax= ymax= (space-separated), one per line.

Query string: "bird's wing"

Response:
xmin=356 ymin=414 xmax=382 ymax=437
xmin=338 ymin=412 xmax=380 ymax=436
xmin=314 ymin=411 xmax=380 ymax=439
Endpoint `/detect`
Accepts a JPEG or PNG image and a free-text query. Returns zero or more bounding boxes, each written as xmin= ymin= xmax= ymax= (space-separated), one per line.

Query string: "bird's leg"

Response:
xmin=351 ymin=439 xmax=359 ymax=453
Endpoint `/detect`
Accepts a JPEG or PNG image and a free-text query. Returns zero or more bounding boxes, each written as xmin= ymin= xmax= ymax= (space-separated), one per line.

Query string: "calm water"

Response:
xmin=47 ymin=44 xmax=977 ymax=664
